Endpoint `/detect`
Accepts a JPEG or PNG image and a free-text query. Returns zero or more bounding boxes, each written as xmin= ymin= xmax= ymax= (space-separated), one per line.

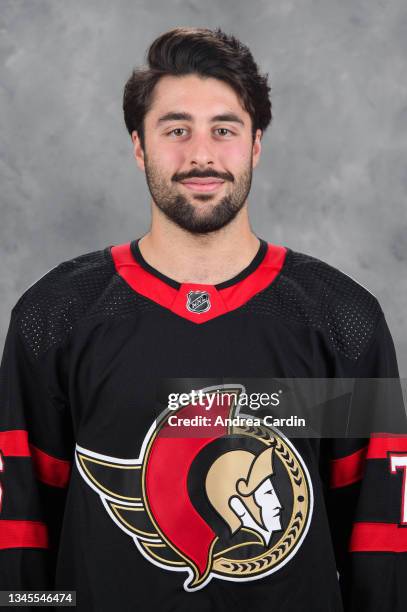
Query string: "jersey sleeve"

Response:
xmin=326 ymin=312 xmax=407 ymax=611
xmin=0 ymin=303 xmax=74 ymax=591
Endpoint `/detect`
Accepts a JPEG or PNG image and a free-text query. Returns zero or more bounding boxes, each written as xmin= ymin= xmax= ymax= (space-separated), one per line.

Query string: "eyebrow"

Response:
xmin=211 ymin=113 xmax=244 ymax=126
xmin=156 ymin=112 xmax=245 ymax=126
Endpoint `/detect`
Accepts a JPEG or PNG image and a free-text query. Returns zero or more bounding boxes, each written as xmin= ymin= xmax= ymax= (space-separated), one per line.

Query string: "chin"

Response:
xmin=190 ymin=193 xmax=218 ymax=202
xmin=268 ymin=518 xmax=282 ymax=532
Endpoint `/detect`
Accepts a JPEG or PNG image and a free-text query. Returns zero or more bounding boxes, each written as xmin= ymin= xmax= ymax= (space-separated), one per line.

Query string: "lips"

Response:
xmin=179 ymin=177 xmax=225 ymax=193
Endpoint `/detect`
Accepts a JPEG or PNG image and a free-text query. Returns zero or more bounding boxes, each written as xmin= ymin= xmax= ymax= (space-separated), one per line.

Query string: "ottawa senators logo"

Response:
xmin=75 ymin=384 xmax=313 ymax=591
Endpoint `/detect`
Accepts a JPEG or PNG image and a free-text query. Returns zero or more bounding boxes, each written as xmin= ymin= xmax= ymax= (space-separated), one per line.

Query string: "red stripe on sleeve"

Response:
xmin=330 ymin=446 xmax=368 ymax=488
xmin=350 ymin=522 xmax=407 ymax=553
xmin=367 ymin=435 xmax=407 ymax=459
xmin=30 ymin=444 xmax=71 ymax=488
xmin=0 ymin=520 xmax=48 ymax=550
xmin=0 ymin=430 xmax=30 ymax=456
xmin=0 ymin=430 xmax=71 ymax=488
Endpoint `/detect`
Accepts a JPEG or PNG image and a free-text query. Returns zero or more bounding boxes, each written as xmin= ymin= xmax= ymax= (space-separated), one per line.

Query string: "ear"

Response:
xmin=132 ymin=131 xmax=145 ymax=172
xmin=252 ymin=129 xmax=262 ymax=169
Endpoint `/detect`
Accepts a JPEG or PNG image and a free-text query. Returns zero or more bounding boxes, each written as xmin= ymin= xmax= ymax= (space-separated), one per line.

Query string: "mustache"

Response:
xmin=172 ymin=169 xmax=234 ymax=182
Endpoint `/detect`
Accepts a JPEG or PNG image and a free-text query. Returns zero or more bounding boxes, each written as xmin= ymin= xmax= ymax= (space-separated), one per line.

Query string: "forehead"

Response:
xmin=257 ymin=479 xmax=273 ymax=493
xmin=147 ymin=74 xmax=248 ymax=121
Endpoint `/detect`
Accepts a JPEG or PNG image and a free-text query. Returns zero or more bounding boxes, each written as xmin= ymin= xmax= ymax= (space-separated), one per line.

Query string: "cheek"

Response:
xmin=157 ymin=144 xmax=185 ymax=170
xmin=149 ymin=143 xmax=186 ymax=171
xmin=219 ymin=142 xmax=252 ymax=168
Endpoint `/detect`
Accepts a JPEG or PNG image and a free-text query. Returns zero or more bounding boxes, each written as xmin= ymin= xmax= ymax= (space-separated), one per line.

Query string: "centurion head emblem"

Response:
xmin=186 ymin=290 xmax=211 ymax=313
xmin=206 ymin=446 xmax=282 ymax=546
xmin=76 ymin=384 xmax=313 ymax=592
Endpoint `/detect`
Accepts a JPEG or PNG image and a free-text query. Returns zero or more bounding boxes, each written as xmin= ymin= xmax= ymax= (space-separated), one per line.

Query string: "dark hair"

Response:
xmin=123 ymin=27 xmax=272 ymax=148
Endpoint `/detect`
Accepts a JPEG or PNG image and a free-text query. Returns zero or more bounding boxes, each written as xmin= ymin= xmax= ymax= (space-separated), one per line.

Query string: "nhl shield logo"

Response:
xmin=186 ymin=290 xmax=211 ymax=313
xmin=76 ymin=384 xmax=313 ymax=592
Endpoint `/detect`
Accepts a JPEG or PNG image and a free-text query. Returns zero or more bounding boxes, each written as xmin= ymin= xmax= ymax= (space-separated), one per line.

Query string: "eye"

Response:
xmin=215 ymin=128 xmax=233 ymax=137
xmin=168 ymin=128 xmax=187 ymax=137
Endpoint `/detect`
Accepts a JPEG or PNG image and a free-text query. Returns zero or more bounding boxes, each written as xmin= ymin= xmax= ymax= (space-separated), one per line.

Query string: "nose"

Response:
xmin=273 ymin=494 xmax=282 ymax=510
xmin=187 ymin=133 xmax=215 ymax=167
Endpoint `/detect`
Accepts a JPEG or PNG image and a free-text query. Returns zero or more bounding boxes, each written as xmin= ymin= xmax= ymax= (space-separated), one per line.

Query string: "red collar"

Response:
xmin=110 ymin=241 xmax=287 ymax=324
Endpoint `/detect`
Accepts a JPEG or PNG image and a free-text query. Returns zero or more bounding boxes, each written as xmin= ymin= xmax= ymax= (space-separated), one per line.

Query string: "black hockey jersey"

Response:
xmin=0 ymin=237 xmax=406 ymax=611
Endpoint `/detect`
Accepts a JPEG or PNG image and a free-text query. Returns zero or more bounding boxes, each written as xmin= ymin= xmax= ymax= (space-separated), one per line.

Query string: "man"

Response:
xmin=0 ymin=27 xmax=406 ymax=611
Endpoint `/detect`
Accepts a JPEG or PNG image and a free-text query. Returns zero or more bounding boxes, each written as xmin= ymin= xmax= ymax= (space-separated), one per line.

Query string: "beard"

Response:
xmin=143 ymin=154 xmax=253 ymax=234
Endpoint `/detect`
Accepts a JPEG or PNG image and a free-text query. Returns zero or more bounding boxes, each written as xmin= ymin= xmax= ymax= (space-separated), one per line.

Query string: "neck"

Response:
xmin=138 ymin=206 xmax=261 ymax=286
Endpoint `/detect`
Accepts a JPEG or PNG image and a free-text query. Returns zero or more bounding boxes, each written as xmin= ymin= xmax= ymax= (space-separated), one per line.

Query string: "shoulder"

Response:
xmin=260 ymin=247 xmax=383 ymax=361
xmin=281 ymin=247 xmax=380 ymax=308
xmin=11 ymin=245 xmax=116 ymax=357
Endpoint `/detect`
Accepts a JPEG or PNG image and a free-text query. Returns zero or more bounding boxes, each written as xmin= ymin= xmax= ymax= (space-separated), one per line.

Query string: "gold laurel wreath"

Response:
xmin=212 ymin=423 xmax=309 ymax=577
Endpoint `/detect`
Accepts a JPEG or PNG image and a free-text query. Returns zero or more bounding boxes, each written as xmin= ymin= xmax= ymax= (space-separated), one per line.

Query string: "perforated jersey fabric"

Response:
xmin=14 ymin=248 xmax=161 ymax=358
xmin=239 ymin=249 xmax=382 ymax=362
xmin=1 ymin=238 xmax=406 ymax=612
xmin=14 ymin=244 xmax=381 ymax=364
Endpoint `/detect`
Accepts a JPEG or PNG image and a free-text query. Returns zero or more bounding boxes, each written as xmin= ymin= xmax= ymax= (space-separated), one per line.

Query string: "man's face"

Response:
xmin=132 ymin=74 xmax=262 ymax=234
xmin=253 ymin=477 xmax=283 ymax=533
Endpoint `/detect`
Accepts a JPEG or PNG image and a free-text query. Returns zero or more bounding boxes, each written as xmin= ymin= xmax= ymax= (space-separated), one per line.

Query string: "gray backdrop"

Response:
xmin=1 ymin=0 xmax=406 ymax=374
